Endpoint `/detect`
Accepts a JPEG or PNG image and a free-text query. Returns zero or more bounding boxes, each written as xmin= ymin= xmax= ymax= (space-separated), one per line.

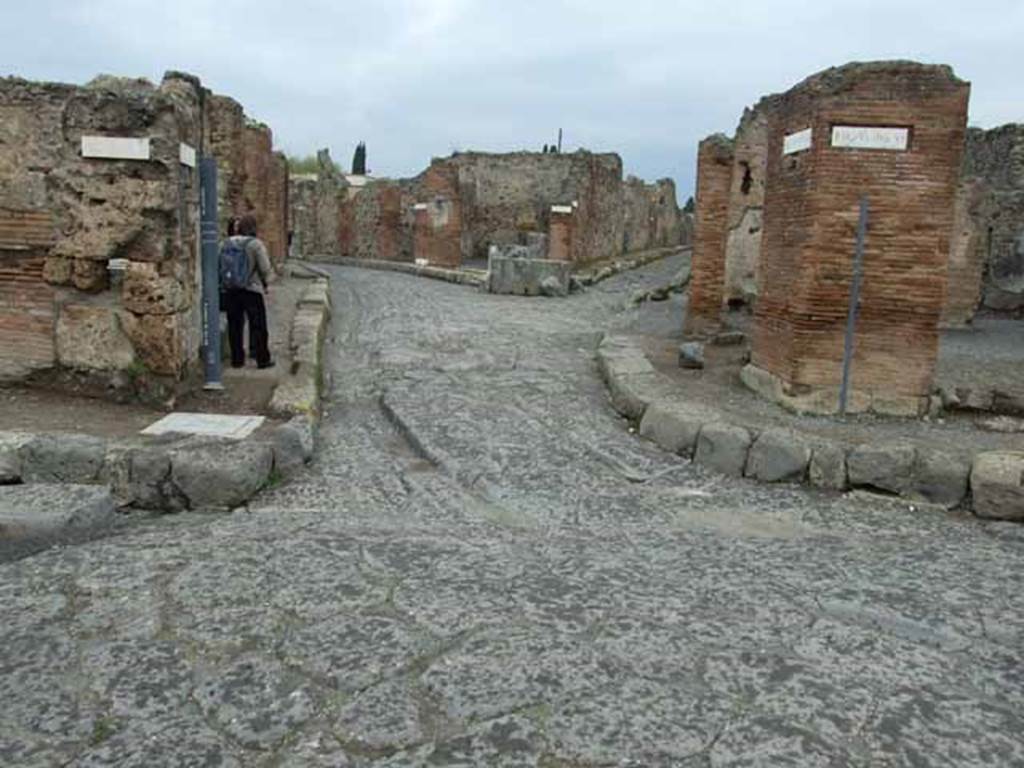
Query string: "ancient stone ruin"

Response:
xmin=0 ymin=72 xmax=288 ymax=384
xmin=290 ymin=149 xmax=689 ymax=266
xmin=688 ymin=61 xmax=982 ymax=416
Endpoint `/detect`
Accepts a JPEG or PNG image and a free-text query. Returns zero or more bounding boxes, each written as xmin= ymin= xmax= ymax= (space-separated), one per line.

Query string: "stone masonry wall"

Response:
xmin=685 ymin=135 xmax=735 ymax=336
xmin=944 ymin=124 xmax=1024 ymax=322
xmin=330 ymin=150 xmax=680 ymax=267
xmin=749 ymin=62 xmax=970 ymax=416
xmin=0 ymin=72 xmax=288 ymax=384
xmin=289 ymin=149 xmax=347 ymax=259
xmin=622 ymin=177 xmax=683 ymax=254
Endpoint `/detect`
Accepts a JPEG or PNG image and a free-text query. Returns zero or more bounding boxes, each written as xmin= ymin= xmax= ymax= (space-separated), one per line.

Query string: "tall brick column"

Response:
xmin=743 ymin=62 xmax=970 ymax=416
xmin=684 ymin=135 xmax=735 ymax=337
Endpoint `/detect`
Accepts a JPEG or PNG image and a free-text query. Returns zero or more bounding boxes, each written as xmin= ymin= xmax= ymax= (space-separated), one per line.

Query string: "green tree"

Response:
xmin=683 ymin=196 xmax=695 ymax=213
xmin=352 ymin=142 xmax=367 ymax=175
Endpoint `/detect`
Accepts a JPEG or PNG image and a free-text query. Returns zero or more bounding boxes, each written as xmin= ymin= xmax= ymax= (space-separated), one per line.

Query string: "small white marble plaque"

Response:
xmin=179 ymin=142 xmax=197 ymax=167
xmin=141 ymin=412 xmax=265 ymax=440
xmin=783 ymin=128 xmax=813 ymax=155
xmin=81 ymin=136 xmax=151 ymax=161
xmin=831 ymin=125 xmax=909 ymax=151
xmin=412 ymin=203 xmax=428 ymax=211
xmin=551 ymin=204 xmax=574 ymax=214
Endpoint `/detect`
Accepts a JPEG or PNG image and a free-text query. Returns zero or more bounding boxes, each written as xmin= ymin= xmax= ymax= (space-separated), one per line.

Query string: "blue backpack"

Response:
xmin=219 ymin=237 xmax=252 ymax=291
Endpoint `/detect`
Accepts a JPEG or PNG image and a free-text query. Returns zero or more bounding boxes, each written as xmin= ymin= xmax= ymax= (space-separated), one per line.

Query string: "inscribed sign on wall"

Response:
xmin=831 ymin=126 xmax=910 ymax=151
xmin=783 ymin=128 xmax=813 ymax=155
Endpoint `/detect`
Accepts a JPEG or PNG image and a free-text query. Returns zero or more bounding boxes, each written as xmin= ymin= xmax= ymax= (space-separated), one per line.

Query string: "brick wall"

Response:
xmin=412 ymin=161 xmax=461 ymax=268
xmin=685 ymin=135 xmax=735 ymax=336
xmin=749 ymin=62 xmax=969 ymax=415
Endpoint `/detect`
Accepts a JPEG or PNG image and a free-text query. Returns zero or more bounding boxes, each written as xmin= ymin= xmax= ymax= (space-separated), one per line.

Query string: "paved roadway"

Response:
xmin=3 ymin=256 xmax=1023 ymax=766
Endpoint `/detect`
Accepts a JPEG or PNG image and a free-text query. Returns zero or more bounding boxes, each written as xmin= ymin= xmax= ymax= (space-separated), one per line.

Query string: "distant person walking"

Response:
xmin=219 ymin=213 xmax=275 ymax=369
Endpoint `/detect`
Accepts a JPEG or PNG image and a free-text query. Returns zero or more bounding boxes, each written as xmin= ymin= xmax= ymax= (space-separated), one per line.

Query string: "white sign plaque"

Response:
xmin=783 ymin=127 xmax=812 ymax=155
xmin=179 ymin=142 xmax=197 ymax=168
xmin=81 ymin=136 xmax=151 ymax=161
xmin=831 ymin=126 xmax=909 ymax=151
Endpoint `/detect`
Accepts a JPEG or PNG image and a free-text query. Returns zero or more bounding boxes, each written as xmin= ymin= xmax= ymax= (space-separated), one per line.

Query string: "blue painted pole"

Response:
xmin=199 ymin=156 xmax=224 ymax=391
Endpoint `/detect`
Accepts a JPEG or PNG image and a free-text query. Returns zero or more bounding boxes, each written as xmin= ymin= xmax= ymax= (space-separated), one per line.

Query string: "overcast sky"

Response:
xmin=3 ymin=1 xmax=1022 ymax=195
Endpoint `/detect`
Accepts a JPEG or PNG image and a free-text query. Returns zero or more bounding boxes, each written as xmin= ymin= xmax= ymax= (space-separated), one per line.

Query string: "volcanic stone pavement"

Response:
xmin=3 ymin=255 xmax=1024 ymax=767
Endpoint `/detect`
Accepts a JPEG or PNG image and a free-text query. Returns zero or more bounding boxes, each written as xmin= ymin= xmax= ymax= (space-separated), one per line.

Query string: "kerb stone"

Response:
xmin=745 ymin=429 xmax=811 ymax=483
xmin=695 ymin=422 xmax=753 ymax=477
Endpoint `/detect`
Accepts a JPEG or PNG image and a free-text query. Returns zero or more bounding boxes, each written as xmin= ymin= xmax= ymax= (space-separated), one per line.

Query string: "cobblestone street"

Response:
xmin=3 ymin=257 xmax=1023 ymax=766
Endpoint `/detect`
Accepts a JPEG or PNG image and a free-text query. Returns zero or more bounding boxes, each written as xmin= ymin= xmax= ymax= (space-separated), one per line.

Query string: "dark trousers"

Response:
xmin=224 ymin=290 xmax=270 ymax=367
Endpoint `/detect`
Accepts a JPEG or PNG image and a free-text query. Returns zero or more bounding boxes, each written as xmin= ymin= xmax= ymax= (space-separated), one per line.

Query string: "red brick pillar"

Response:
xmin=685 ymin=135 xmax=735 ymax=337
xmin=548 ymin=205 xmax=574 ymax=261
xmin=745 ymin=62 xmax=969 ymax=416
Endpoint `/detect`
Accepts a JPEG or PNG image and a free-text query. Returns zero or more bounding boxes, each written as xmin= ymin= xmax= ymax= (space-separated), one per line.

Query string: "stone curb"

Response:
xmin=0 ymin=484 xmax=117 ymax=563
xmin=0 ymin=273 xmax=333 ymax=535
xmin=575 ymin=246 xmax=690 ymax=289
xmin=269 ymin=277 xmax=331 ymax=420
xmin=331 ymin=258 xmax=487 ymax=287
xmin=0 ymin=415 xmax=315 ymax=515
xmin=597 ymin=334 xmax=1020 ymax=521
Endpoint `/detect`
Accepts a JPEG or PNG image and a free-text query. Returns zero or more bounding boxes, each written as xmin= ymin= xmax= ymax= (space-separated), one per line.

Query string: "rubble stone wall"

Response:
xmin=750 ymin=62 xmax=969 ymax=416
xmin=0 ymin=72 xmax=288 ymax=384
xmin=289 ymin=150 xmax=347 ymax=259
xmin=622 ymin=176 xmax=684 ymax=254
xmin=944 ymin=124 xmax=1024 ymax=322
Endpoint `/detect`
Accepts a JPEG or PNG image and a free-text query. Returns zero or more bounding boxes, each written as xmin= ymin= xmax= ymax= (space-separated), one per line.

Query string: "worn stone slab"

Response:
xmin=847 ymin=443 xmax=917 ymax=495
xmin=971 ymin=451 xmax=1024 ymax=521
xmin=745 ymin=428 xmax=811 ymax=484
xmin=140 ymin=413 xmax=265 ymax=440
xmin=678 ymin=341 xmax=705 ymax=369
xmin=0 ymin=484 xmax=116 ymax=561
xmin=695 ymin=421 xmax=753 ymax=477
xmin=638 ymin=399 xmax=714 ymax=457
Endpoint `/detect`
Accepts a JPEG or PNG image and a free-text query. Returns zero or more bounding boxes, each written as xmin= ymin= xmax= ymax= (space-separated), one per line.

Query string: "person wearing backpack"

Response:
xmin=219 ymin=213 xmax=275 ymax=369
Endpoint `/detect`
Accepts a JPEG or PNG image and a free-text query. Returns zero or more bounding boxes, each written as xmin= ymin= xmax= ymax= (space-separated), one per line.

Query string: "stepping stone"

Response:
xmin=0 ymin=484 xmax=116 ymax=562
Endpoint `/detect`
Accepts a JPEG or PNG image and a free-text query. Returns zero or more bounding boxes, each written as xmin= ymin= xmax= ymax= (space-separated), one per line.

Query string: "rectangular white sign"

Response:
xmin=831 ymin=126 xmax=909 ymax=151
xmin=783 ymin=127 xmax=813 ymax=155
xmin=179 ymin=142 xmax=197 ymax=168
xmin=551 ymin=204 xmax=574 ymax=214
xmin=81 ymin=136 xmax=151 ymax=161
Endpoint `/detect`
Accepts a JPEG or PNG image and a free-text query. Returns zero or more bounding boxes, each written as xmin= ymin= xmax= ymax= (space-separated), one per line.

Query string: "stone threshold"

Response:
xmin=596 ymin=333 xmax=1023 ymax=522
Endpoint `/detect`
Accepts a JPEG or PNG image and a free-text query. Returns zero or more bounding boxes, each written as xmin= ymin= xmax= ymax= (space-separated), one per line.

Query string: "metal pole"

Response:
xmin=557 ymin=127 xmax=563 ymax=153
xmin=199 ymin=156 xmax=224 ymax=391
xmin=839 ymin=196 xmax=868 ymax=415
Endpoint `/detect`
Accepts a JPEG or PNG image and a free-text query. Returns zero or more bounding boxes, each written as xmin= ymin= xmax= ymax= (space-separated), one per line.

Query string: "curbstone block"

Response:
xmin=848 ymin=443 xmax=917 ymax=495
xmin=695 ymin=422 xmax=753 ymax=477
xmin=0 ymin=433 xmax=30 ymax=484
xmin=678 ymin=342 xmax=705 ymax=370
xmin=745 ymin=428 xmax=811 ymax=484
xmin=607 ymin=372 xmax=677 ymax=422
xmin=808 ymin=440 xmax=848 ymax=491
xmin=638 ymin=399 xmax=713 ymax=457
xmin=267 ymin=417 xmax=315 ymax=474
xmin=911 ymin=450 xmax=970 ymax=509
xmin=19 ymin=434 xmax=108 ymax=484
xmin=971 ymin=451 xmax=1024 ymax=521
xmin=170 ymin=439 xmax=274 ymax=510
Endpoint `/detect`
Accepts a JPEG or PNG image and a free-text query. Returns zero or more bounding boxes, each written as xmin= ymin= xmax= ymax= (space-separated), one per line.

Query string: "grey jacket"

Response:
xmin=227 ymin=235 xmax=273 ymax=294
